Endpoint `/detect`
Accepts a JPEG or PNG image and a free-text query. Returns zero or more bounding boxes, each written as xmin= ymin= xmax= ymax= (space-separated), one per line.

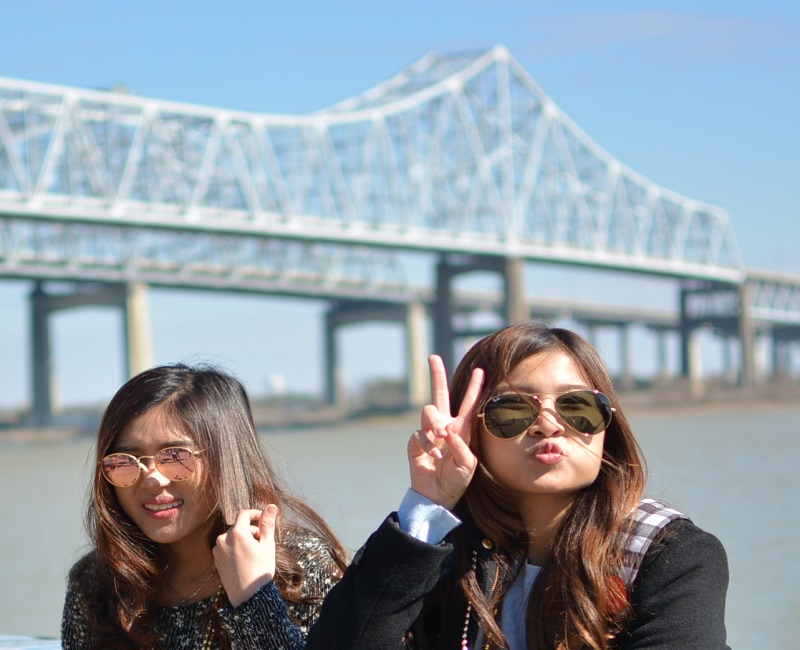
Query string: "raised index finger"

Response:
xmin=428 ymin=355 xmax=451 ymax=415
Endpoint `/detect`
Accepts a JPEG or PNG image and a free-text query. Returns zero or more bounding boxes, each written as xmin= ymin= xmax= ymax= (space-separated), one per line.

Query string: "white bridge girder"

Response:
xmin=0 ymin=46 xmax=746 ymax=284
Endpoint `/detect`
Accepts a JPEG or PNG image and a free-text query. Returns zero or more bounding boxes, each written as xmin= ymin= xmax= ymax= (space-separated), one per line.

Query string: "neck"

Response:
xmin=516 ymin=493 xmax=576 ymax=565
xmin=163 ymin=533 xmax=213 ymax=575
xmin=159 ymin=535 xmax=218 ymax=606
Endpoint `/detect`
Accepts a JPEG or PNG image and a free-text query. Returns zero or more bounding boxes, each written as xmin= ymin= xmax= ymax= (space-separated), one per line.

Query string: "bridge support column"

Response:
xmin=721 ymin=336 xmax=739 ymax=385
xmin=406 ymin=301 xmax=429 ymax=406
xmin=652 ymin=327 xmax=671 ymax=382
xmin=681 ymin=280 xmax=756 ymax=389
xmin=770 ymin=335 xmax=783 ymax=379
xmin=738 ymin=282 xmax=756 ymax=388
xmin=27 ymin=281 xmax=153 ymax=427
xmin=30 ymin=283 xmax=55 ymax=428
xmin=323 ymin=300 xmax=427 ymax=408
xmin=434 ymin=254 xmax=526 ymax=377
xmin=678 ymin=285 xmax=693 ymax=380
xmin=504 ymin=257 xmax=527 ymax=324
xmin=434 ymin=257 xmax=457 ymax=377
xmin=770 ymin=326 xmax=800 ymax=379
xmin=323 ymin=311 xmax=346 ymax=408
xmin=678 ymin=285 xmax=708 ymax=396
xmin=688 ymin=330 xmax=705 ymax=397
xmin=125 ymin=282 xmax=154 ymax=378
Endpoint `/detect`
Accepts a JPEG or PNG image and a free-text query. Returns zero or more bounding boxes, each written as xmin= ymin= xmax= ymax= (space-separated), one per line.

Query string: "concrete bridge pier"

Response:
xmin=770 ymin=325 xmax=800 ymax=379
xmin=406 ymin=301 xmax=429 ymax=405
xmin=580 ymin=321 xmax=634 ymax=389
xmin=771 ymin=336 xmax=787 ymax=379
xmin=125 ymin=282 xmax=154 ymax=379
xmin=648 ymin=325 xmax=672 ymax=383
xmin=738 ymin=282 xmax=756 ymax=388
xmin=433 ymin=254 xmax=526 ymax=377
xmin=678 ymin=281 xmax=757 ymax=390
xmin=28 ymin=281 xmax=154 ymax=427
xmin=679 ymin=284 xmax=699 ymax=384
xmin=324 ymin=300 xmax=428 ymax=408
xmin=721 ymin=336 xmax=739 ymax=385
xmin=30 ymin=284 xmax=55 ymax=428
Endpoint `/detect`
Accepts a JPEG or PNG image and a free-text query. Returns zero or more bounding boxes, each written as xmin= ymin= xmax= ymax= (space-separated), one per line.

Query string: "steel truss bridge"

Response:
xmin=1 ymin=46 xmax=799 ymax=424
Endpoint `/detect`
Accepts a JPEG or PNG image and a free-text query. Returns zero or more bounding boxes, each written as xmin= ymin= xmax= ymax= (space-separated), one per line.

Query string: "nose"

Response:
xmin=528 ymin=399 xmax=565 ymax=438
xmin=137 ymin=458 xmax=171 ymax=488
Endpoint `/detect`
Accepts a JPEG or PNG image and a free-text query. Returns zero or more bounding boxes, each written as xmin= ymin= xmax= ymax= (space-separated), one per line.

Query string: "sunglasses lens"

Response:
xmin=101 ymin=454 xmax=140 ymax=487
xmin=155 ymin=447 xmax=196 ymax=482
xmin=556 ymin=391 xmax=613 ymax=435
xmin=483 ymin=396 xmax=539 ymax=439
xmin=482 ymin=391 xmax=613 ymax=439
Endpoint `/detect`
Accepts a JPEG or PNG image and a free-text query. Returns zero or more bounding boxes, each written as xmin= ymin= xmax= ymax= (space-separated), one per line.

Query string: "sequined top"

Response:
xmin=61 ymin=529 xmax=339 ymax=649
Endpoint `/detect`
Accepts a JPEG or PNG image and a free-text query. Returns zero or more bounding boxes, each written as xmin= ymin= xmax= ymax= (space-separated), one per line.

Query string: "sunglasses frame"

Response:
xmin=477 ymin=389 xmax=614 ymax=439
xmin=99 ymin=446 xmax=205 ymax=487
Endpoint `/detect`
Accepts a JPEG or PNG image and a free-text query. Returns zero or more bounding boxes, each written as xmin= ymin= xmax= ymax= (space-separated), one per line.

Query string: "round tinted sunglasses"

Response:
xmin=478 ymin=390 xmax=614 ymax=439
xmin=99 ymin=446 xmax=204 ymax=487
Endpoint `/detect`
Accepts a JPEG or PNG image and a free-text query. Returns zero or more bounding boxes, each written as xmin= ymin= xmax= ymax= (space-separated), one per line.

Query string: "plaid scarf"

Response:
xmin=620 ymin=498 xmax=689 ymax=585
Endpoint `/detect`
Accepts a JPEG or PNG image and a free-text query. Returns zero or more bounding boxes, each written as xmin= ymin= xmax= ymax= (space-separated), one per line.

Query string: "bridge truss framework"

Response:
xmin=1 ymin=47 xmax=799 ymax=424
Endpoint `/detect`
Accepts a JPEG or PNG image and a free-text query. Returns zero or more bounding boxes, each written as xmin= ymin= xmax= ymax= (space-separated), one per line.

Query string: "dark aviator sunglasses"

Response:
xmin=478 ymin=389 xmax=614 ymax=439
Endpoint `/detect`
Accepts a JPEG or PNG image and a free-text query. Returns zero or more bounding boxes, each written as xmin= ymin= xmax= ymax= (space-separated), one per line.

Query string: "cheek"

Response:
xmin=477 ymin=432 xmax=518 ymax=476
xmin=580 ymin=433 xmax=606 ymax=476
xmin=113 ymin=486 xmax=138 ymax=520
xmin=191 ymin=470 xmax=218 ymax=513
xmin=194 ymin=466 xmax=214 ymax=495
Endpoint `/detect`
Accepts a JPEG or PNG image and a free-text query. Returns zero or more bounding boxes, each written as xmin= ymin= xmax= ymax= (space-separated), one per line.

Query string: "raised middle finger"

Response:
xmin=457 ymin=368 xmax=485 ymax=420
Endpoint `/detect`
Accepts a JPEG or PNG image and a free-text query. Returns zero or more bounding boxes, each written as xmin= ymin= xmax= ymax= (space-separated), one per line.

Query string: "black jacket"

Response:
xmin=307 ymin=514 xmax=730 ymax=649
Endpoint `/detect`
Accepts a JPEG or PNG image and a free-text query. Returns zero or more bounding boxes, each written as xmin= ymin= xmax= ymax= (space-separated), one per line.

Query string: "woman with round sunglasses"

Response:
xmin=307 ymin=321 xmax=730 ymax=649
xmin=61 ymin=363 xmax=347 ymax=649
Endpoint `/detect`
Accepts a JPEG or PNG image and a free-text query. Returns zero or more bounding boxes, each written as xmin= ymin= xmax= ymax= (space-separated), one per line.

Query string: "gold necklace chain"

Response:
xmin=164 ymin=561 xmax=218 ymax=606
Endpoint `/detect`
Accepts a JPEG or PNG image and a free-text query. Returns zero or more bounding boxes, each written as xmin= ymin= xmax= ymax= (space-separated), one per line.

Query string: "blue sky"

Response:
xmin=0 ymin=1 xmax=798 ymax=410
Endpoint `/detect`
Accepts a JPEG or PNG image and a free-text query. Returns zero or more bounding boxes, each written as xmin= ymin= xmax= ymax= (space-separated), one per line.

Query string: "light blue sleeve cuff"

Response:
xmin=397 ymin=488 xmax=462 ymax=544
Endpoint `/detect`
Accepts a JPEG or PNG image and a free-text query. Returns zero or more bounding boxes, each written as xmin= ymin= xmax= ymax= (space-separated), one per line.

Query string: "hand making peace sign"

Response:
xmin=407 ymin=355 xmax=485 ymax=511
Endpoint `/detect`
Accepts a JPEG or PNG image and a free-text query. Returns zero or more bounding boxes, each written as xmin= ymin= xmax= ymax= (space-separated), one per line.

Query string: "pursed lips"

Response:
xmin=529 ymin=440 xmax=564 ymax=456
xmin=528 ymin=440 xmax=566 ymax=465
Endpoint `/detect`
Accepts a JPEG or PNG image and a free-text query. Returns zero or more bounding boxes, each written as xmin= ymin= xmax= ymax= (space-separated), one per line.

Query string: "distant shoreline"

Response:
xmin=3 ymin=380 xmax=799 ymax=442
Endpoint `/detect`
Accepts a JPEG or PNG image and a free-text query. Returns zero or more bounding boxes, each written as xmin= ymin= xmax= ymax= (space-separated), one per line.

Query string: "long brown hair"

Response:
xmin=446 ymin=322 xmax=646 ymax=649
xmin=79 ymin=363 xmax=347 ymax=648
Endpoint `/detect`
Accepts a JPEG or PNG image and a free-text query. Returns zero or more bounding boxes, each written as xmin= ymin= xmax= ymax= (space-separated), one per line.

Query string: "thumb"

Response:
xmin=258 ymin=504 xmax=278 ymax=542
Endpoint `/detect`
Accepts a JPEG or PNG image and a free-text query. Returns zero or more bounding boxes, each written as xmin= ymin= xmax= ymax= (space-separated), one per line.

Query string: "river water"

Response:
xmin=1 ymin=404 xmax=796 ymax=649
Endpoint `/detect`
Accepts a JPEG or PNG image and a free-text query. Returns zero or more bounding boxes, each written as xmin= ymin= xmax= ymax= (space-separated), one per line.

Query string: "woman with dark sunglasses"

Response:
xmin=307 ymin=321 xmax=730 ymax=649
xmin=61 ymin=363 xmax=347 ymax=649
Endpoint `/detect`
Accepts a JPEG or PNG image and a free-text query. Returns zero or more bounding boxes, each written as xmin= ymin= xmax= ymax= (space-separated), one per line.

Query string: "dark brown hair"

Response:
xmin=446 ymin=322 xmax=646 ymax=649
xmin=80 ymin=363 xmax=347 ymax=648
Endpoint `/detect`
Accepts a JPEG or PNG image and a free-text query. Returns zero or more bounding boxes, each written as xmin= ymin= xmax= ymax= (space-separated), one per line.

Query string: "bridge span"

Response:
xmin=1 ymin=47 xmax=799 ymax=425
